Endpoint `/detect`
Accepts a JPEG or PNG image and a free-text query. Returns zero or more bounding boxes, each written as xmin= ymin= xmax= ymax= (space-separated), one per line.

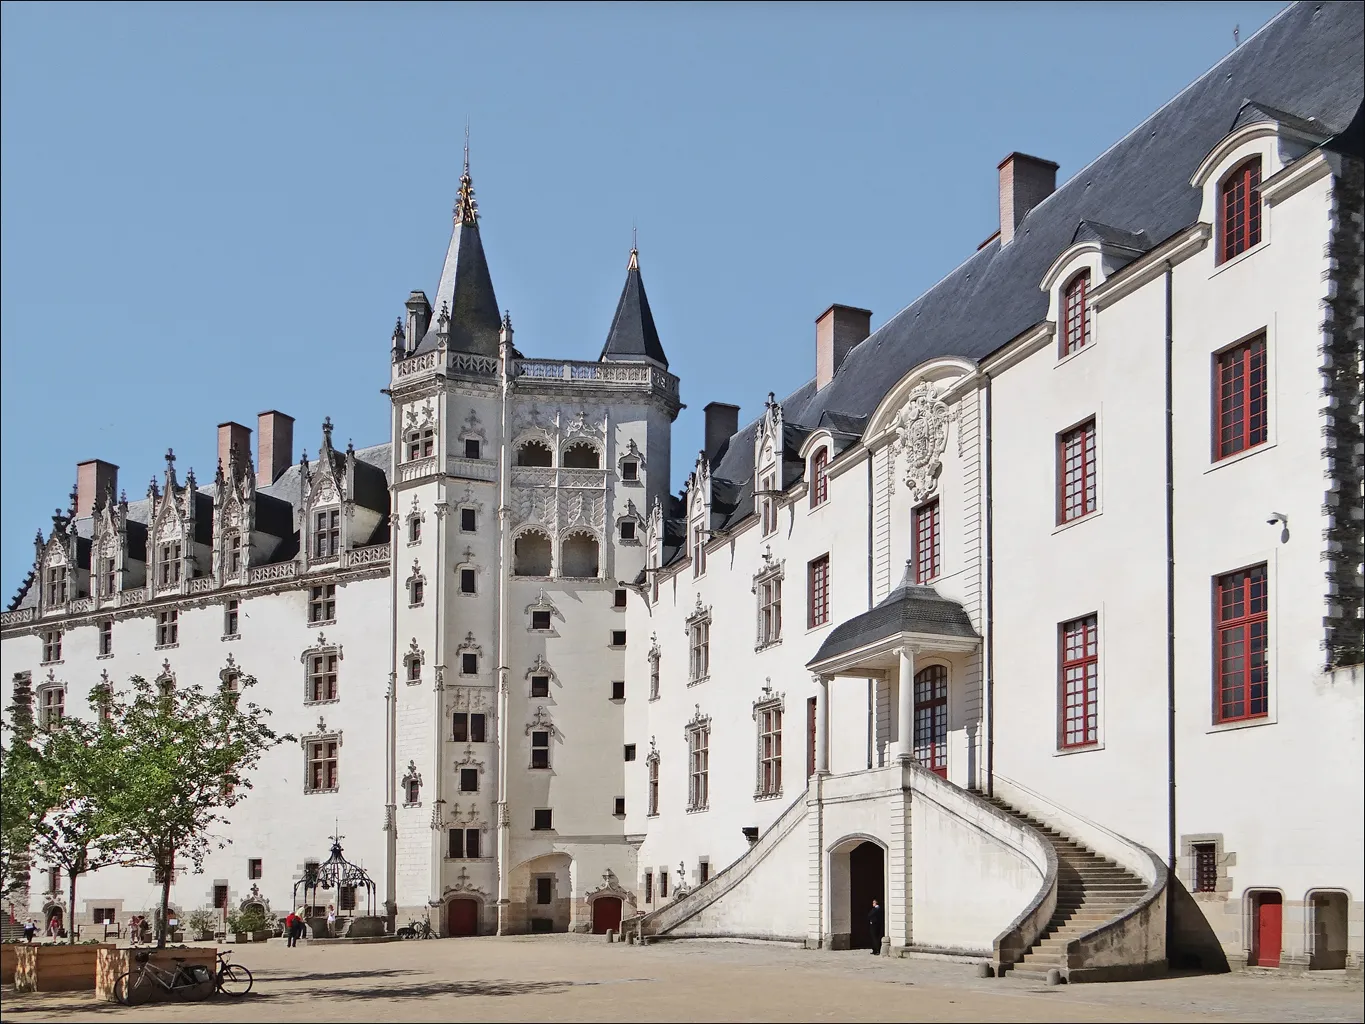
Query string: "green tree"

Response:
xmin=1 ymin=672 xmax=46 ymax=904
xmin=101 ymin=672 xmax=288 ymax=948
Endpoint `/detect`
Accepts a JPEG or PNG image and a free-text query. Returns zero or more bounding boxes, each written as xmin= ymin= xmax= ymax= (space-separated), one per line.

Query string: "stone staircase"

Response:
xmin=985 ymin=796 xmax=1150 ymax=978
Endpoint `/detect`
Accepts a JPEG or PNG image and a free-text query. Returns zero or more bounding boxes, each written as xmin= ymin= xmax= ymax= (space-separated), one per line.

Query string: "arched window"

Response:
xmin=1219 ymin=157 xmax=1262 ymax=263
xmin=561 ymin=442 xmax=600 ymax=469
xmin=560 ymin=532 xmax=600 ymax=579
xmin=1061 ymin=271 xmax=1092 ymax=356
xmin=516 ymin=440 xmax=553 ymax=467
xmin=809 ymin=447 xmax=829 ymax=508
xmin=513 ymin=530 xmax=552 ymax=577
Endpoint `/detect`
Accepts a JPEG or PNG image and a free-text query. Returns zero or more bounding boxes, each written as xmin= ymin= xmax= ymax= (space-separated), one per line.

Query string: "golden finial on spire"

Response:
xmin=454 ymin=119 xmax=478 ymax=224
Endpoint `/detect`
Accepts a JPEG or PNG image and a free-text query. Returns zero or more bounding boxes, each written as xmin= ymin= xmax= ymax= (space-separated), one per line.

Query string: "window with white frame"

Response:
xmin=530 ymin=730 xmax=551 ymax=769
xmin=648 ymin=638 xmax=661 ymax=700
xmin=691 ymin=522 xmax=707 ymax=577
xmin=406 ymin=427 xmax=435 ymax=462
xmin=99 ymin=555 xmax=117 ymax=597
xmin=307 ymin=651 xmax=339 ymax=703
xmin=313 ymin=509 xmax=340 ymax=559
xmin=687 ymin=605 xmax=711 ymax=683
xmin=1060 ymin=270 xmax=1093 ymax=356
xmin=754 ymin=699 xmax=782 ymax=799
xmin=41 ymin=629 xmax=62 ymax=664
xmin=646 ymin=750 xmax=660 ymax=817
xmin=45 ymin=564 xmax=68 ymax=607
xmin=223 ymin=599 xmax=240 ymax=637
xmin=809 ymin=447 xmax=829 ymax=508
xmin=754 ymin=561 xmax=783 ymax=650
xmin=156 ymin=609 xmax=178 ymax=647
xmin=98 ymin=620 xmax=113 ymax=656
xmin=760 ymin=473 xmax=778 ymax=536
xmin=309 ymin=584 xmax=336 ymax=624
xmin=687 ymin=716 xmax=710 ymax=811
xmin=225 ymin=531 xmax=244 ymax=576
xmin=37 ymin=681 xmax=65 ymax=729
xmin=305 ymin=738 xmax=339 ymax=793
xmin=158 ymin=543 xmax=182 ymax=586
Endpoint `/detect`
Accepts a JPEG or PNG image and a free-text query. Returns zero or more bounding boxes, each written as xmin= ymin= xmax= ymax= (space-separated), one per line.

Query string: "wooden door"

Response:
xmin=1251 ymin=892 xmax=1282 ymax=967
xmin=591 ymin=896 xmax=622 ymax=934
xmin=446 ymin=898 xmax=479 ymax=937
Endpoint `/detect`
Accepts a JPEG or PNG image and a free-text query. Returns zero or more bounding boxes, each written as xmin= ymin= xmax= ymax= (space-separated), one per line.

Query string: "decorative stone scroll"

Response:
xmin=890 ymin=381 xmax=950 ymax=502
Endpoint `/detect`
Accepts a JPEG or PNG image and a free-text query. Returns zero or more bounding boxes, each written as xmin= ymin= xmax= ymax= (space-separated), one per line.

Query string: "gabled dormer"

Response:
xmin=91 ymin=484 xmax=139 ymax=603
xmin=1040 ymin=221 xmax=1151 ymax=360
xmin=300 ymin=418 xmax=389 ymax=570
xmin=213 ymin=442 xmax=258 ymax=584
xmin=685 ymin=451 xmax=713 ymax=579
xmin=147 ymin=450 xmax=206 ymax=594
xmin=753 ymin=393 xmax=783 ymax=536
xmin=36 ymin=496 xmax=83 ymax=616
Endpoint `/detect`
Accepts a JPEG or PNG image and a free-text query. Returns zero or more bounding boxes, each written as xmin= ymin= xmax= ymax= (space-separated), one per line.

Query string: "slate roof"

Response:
xmin=600 ymin=250 xmax=670 ymax=367
xmin=681 ymin=1 xmax=1363 ymax=553
xmin=807 ymin=568 xmax=980 ymax=668
xmin=414 ymin=185 xmax=501 ymax=357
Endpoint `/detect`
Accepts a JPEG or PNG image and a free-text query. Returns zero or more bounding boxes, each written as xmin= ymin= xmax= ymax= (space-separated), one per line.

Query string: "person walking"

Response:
xmin=284 ymin=910 xmax=299 ymax=948
xmin=326 ymin=904 xmax=336 ymax=937
xmin=22 ymin=918 xmax=37 ymax=944
xmin=867 ymin=899 xmax=884 ymax=955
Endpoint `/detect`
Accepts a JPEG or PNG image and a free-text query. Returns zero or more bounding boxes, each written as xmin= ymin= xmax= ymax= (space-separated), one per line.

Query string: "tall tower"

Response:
xmin=386 ymin=167 xmax=681 ymax=935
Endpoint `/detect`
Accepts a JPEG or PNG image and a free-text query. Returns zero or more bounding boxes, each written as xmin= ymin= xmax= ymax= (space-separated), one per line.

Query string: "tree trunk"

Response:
xmin=157 ymin=850 xmax=174 ymax=949
xmin=67 ymin=869 xmax=78 ymax=945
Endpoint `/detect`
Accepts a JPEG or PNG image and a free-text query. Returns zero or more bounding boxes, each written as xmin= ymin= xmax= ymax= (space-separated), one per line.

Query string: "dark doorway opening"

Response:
xmin=591 ymin=896 xmax=623 ymax=934
xmin=446 ymin=898 xmax=479 ymax=937
xmin=848 ymin=841 xmax=886 ymax=952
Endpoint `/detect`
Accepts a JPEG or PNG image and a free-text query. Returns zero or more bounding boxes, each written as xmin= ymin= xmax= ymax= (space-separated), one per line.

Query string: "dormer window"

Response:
xmin=406 ymin=427 xmax=435 ymax=462
xmin=314 ymin=510 xmax=340 ymax=558
xmin=99 ymin=555 xmax=117 ymax=597
xmin=158 ymin=543 xmax=182 ymax=585
xmin=1219 ymin=157 xmax=1261 ymax=263
xmin=809 ymin=448 xmax=829 ymax=508
xmin=1061 ymin=271 xmax=1092 ymax=356
xmin=226 ymin=532 xmax=243 ymax=575
xmin=45 ymin=565 xmax=68 ymax=607
xmin=760 ymin=474 xmax=778 ymax=536
xmin=692 ymin=523 xmax=707 ymax=577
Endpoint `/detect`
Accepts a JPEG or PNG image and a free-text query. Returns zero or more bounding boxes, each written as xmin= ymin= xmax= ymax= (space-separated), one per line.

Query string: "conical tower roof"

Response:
xmin=599 ymin=247 xmax=668 ymax=368
xmin=415 ymin=160 xmax=500 ymax=357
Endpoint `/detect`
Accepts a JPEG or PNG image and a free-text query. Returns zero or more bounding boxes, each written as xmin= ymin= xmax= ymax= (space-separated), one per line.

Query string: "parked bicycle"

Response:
xmin=112 ymin=951 xmax=214 ymax=1004
xmin=396 ymin=917 xmax=434 ymax=940
xmin=215 ymin=949 xmax=253 ymax=997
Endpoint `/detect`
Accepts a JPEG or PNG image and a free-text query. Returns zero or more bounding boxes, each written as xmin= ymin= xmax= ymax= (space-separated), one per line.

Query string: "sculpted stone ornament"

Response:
xmin=890 ymin=382 xmax=950 ymax=502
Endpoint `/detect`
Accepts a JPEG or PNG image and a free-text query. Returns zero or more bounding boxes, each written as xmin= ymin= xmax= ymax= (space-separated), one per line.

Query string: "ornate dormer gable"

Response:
xmin=213 ymin=442 xmax=257 ymax=584
xmin=685 ymin=451 xmax=712 ymax=576
xmin=36 ymin=490 xmax=81 ymax=613
xmin=90 ymin=485 xmax=131 ymax=603
xmin=300 ymin=418 xmax=351 ymax=568
xmin=753 ymin=392 xmax=784 ymax=531
xmin=148 ymin=449 xmax=197 ymax=594
xmin=617 ymin=438 xmax=645 ymax=486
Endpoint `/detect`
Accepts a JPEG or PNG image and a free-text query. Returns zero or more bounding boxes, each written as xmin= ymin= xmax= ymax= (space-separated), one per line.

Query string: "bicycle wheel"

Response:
xmin=113 ymin=971 xmax=153 ymax=1006
xmin=112 ymin=972 xmax=133 ymax=1005
xmin=217 ymin=963 xmax=253 ymax=997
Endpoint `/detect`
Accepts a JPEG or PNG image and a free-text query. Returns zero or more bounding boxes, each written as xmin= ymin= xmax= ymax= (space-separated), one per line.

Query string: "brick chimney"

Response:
xmin=75 ymin=460 xmax=119 ymax=518
xmin=256 ymin=410 xmax=295 ymax=487
xmin=217 ymin=422 xmax=252 ymax=477
xmin=815 ymin=304 xmax=872 ymax=390
xmin=997 ymin=152 xmax=1058 ymax=246
xmin=703 ymin=402 xmax=740 ymax=464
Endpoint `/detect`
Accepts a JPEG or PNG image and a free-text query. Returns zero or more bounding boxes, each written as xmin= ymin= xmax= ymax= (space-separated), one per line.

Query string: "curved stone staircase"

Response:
xmin=986 ymin=796 xmax=1154 ymax=980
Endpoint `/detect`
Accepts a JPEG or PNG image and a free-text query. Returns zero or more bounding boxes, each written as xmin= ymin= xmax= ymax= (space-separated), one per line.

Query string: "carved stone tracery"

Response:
xmin=890 ymin=381 xmax=950 ymax=502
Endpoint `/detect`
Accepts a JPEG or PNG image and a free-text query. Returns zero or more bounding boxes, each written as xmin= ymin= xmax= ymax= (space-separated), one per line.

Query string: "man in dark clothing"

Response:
xmin=867 ymin=899 xmax=884 ymax=955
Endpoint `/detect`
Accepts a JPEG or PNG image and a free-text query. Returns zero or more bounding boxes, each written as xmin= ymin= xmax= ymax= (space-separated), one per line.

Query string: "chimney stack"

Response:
xmin=703 ymin=402 xmax=740 ymax=464
xmin=405 ymin=291 xmax=431 ymax=354
xmin=75 ymin=460 xmax=119 ymax=518
xmin=815 ymin=304 xmax=872 ymax=390
xmin=217 ymin=422 xmax=252 ymax=478
xmin=997 ymin=152 xmax=1058 ymax=246
xmin=256 ymin=410 xmax=295 ymax=487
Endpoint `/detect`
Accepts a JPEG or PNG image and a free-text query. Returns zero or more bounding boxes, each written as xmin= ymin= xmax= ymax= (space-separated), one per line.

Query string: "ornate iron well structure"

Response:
xmin=293 ymin=833 xmax=378 ymax=919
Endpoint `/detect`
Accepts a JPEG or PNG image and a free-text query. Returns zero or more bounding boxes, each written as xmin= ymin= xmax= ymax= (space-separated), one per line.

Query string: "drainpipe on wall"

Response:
xmin=1164 ymin=263 xmax=1177 ymax=874
xmin=429 ymin=403 xmax=449 ymax=926
xmin=385 ymin=412 xmax=400 ymax=923
xmin=867 ymin=453 xmax=875 ymax=769
xmin=984 ymin=375 xmax=995 ymax=798
xmin=495 ymin=317 xmax=514 ymax=935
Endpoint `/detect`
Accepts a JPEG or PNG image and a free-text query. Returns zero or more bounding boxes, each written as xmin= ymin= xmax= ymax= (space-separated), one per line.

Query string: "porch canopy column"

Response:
xmin=815 ymin=674 xmax=830 ymax=774
xmin=896 ymin=646 xmax=916 ymax=761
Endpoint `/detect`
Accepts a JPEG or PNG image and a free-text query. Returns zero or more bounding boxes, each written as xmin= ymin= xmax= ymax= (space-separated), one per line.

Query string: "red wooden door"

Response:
xmin=591 ymin=896 xmax=622 ymax=934
xmin=446 ymin=898 xmax=479 ymax=937
xmin=1252 ymin=893 xmax=1282 ymax=967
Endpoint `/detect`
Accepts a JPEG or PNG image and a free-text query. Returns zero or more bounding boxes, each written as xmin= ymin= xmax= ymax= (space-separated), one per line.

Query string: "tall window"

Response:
xmin=309 ymin=584 xmax=336 ymax=624
xmin=1057 ymin=419 xmax=1097 ymax=524
xmin=757 ymin=577 xmax=782 ymax=647
xmin=98 ymin=620 xmax=113 ymax=656
xmin=45 ymin=565 xmax=68 ymax=607
xmin=314 ymin=510 xmax=340 ymax=558
xmin=649 ymin=650 xmax=661 ymax=700
xmin=757 ymin=706 xmax=782 ymax=797
xmin=213 ymin=884 xmax=229 ymax=910
xmin=809 ymin=448 xmax=829 ymax=508
xmin=156 ymin=609 xmax=178 ymax=647
xmin=306 ymin=740 xmax=338 ymax=792
xmin=449 ymin=828 xmax=481 ymax=859
xmin=226 ymin=532 xmax=243 ymax=575
xmin=158 ymin=543 xmax=182 ymax=586
xmin=41 ymin=629 xmax=62 ymax=663
xmin=911 ymin=665 xmax=949 ymax=776
xmin=224 ymin=599 xmax=239 ymax=637
xmin=409 ymin=576 xmax=426 ymax=606
xmin=1059 ymin=615 xmax=1099 ymax=748
xmin=692 ymin=523 xmax=707 ymax=577
xmin=1215 ymin=335 xmax=1268 ymax=460
xmin=248 ymin=858 xmax=263 ymax=880
xmin=647 ymin=756 xmax=660 ymax=817
xmin=531 ymin=730 xmax=551 ymax=769
xmin=1061 ymin=270 xmax=1092 ymax=356
xmin=1192 ymin=843 xmax=1218 ymax=893
xmin=530 ymin=674 xmax=550 ymax=698
xmin=99 ymin=556 xmax=117 ymax=597
xmin=913 ymin=500 xmax=940 ymax=583
xmin=308 ymin=653 xmax=339 ymax=702
xmin=1215 ymin=565 xmax=1269 ymax=724
xmin=760 ymin=473 xmax=778 ymax=536
xmin=689 ymin=618 xmax=710 ymax=682
xmin=460 ymin=507 xmax=477 ymax=532
xmin=39 ymin=686 xmax=64 ymax=728
xmin=688 ymin=724 xmax=710 ymax=811
xmin=808 ymin=555 xmax=830 ymax=628
xmin=1219 ymin=157 xmax=1262 ymax=263
xmin=408 ymin=517 xmax=421 ymax=544
xmin=453 ymin=713 xmax=486 ymax=743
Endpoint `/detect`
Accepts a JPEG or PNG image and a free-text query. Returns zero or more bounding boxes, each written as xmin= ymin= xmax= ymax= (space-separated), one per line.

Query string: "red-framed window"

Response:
xmin=1219 ymin=157 xmax=1262 ymax=263
xmin=1214 ymin=564 xmax=1269 ymax=724
xmin=1061 ymin=270 xmax=1092 ymax=356
xmin=809 ymin=448 xmax=829 ymax=508
xmin=1059 ymin=614 xmax=1099 ymax=748
xmin=1057 ymin=419 xmax=1097 ymax=524
xmin=913 ymin=499 xmax=940 ymax=583
xmin=808 ymin=555 xmax=830 ymax=628
xmin=912 ymin=665 xmax=948 ymax=777
xmin=1214 ymin=334 xmax=1268 ymax=460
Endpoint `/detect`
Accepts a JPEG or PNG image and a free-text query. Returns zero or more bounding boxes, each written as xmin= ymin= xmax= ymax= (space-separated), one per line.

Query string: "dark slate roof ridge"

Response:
xmin=1232 ymin=97 xmax=1340 ymax=136
xmin=414 ymin=213 xmax=501 ymax=357
xmin=599 ymin=251 xmax=670 ymax=368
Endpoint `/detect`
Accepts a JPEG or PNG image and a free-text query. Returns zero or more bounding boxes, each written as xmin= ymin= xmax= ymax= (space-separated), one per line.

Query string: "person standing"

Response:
xmin=23 ymin=918 xmax=37 ymax=944
xmin=867 ymin=899 xmax=884 ymax=955
xmin=326 ymin=904 xmax=336 ymax=937
xmin=284 ymin=910 xmax=298 ymax=948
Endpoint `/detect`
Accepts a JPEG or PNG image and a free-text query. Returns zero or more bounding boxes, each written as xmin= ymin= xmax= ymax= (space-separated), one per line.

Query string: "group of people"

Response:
xmin=19 ymin=916 xmax=66 ymax=942
xmin=282 ymin=904 xmax=336 ymax=947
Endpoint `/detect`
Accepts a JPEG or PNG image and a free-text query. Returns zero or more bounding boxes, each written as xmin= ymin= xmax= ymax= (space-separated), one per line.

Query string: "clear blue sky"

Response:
xmin=1 ymin=1 xmax=1288 ymax=597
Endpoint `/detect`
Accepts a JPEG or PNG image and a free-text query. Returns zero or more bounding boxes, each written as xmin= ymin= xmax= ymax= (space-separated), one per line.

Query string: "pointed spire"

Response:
xmin=600 ymin=243 xmax=669 ymax=368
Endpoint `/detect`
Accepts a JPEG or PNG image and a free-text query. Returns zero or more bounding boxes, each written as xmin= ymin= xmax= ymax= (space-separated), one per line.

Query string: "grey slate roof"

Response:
xmin=807 ymin=569 xmax=979 ymax=668
xmin=599 ymin=250 xmax=669 ymax=367
xmin=681 ymin=1 xmax=1363 ymax=552
xmin=415 ymin=209 xmax=501 ymax=357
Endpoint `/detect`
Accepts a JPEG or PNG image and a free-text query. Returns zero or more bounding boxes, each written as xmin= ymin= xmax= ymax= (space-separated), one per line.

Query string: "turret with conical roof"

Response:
xmin=600 ymin=246 xmax=668 ymax=369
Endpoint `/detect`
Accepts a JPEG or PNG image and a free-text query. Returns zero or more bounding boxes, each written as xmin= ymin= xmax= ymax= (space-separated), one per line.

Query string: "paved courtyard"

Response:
xmin=3 ymin=936 xmax=1362 ymax=1023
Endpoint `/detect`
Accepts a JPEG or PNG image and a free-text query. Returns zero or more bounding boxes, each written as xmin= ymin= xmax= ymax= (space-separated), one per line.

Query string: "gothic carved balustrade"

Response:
xmin=187 ymin=578 xmax=216 ymax=595
xmin=0 ymin=609 xmax=34 ymax=627
xmin=399 ymin=457 xmax=438 ymax=484
xmin=69 ymin=597 xmax=95 ymax=614
xmin=343 ymin=544 xmax=389 ymax=568
xmin=248 ymin=562 xmax=298 ymax=584
xmin=446 ymin=457 xmax=497 ymax=482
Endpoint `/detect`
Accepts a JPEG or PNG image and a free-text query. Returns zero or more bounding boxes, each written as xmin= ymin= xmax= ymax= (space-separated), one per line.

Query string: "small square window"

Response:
xmin=460 ymin=507 xmax=477 ymax=532
xmin=464 ymin=438 xmax=482 ymax=460
xmin=624 ymin=743 xmax=636 ymax=761
xmin=530 ymin=674 xmax=550 ymax=698
xmin=621 ymin=461 xmax=638 ymax=482
xmin=459 ymin=768 xmax=479 ymax=792
xmin=611 ymin=680 xmax=626 ymax=701
xmin=611 ymin=630 xmax=627 ymax=648
xmin=461 ymin=652 xmax=478 ymax=675
xmin=248 ymin=858 xmax=262 ymax=880
xmin=1193 ymin=843 xmax=1218 ymax=893
xmin=614 ymin=588 xmax=628 ymax=609
xmin=533 ymin=809 xmax=553 ymax=831
xmin=614 ymin=797 xmax=626 ymax=816
xmin=620 ymin=521 xmax=637 ymax=542
xmin=460 ymin=569 xmax=477 ymax=594
xmin=531 ymin=610 xmax=552 ymax=631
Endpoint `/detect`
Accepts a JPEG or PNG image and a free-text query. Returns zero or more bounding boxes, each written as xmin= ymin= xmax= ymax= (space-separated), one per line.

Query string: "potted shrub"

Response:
xmin=238 ymin=906 xmax=270 ymax=943
xmin=226 ymin=910 xmax=248 ymax=945
xmin=186 ymin=908 xmax=217 ymax=943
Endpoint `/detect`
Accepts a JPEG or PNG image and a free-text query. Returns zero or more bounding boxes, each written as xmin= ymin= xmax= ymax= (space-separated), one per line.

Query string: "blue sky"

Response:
xmin=0 ymin=1 xmax=1288 ymax=597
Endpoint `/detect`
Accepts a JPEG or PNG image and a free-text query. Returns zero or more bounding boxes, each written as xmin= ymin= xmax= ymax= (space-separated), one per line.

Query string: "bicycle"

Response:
xmin=214 ymin=948 xmax=253 ymax=997
xmin=396 ymin=917 xmax=434 ymax=940
xmin=112 ymin=950 xmax=214 ymax=1005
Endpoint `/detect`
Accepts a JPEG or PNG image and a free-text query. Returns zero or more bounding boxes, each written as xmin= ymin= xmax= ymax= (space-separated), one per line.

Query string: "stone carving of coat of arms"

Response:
xmin=890 ymin=382 xmax=949 ymax=502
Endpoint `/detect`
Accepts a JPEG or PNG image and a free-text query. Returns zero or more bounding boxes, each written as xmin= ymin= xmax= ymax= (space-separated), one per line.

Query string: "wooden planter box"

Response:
xmin=96 ymin=947 xmax=217 ymax=1004
xmin=2 ymin=944 xmax=18 ymax=985
xmin=14 ymin=944 xmax=115 ymax=993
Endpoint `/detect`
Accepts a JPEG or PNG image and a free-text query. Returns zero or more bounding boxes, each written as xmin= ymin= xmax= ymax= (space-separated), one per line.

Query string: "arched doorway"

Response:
xmin=42 ymin=904 xmax=63 ymax=937
xmin=848 ymin=842 xmax=885 ymax=952
xmin=591 ymin=896 xmax=622 ymax=934
xmin=1249 ymin=891 xmax=1283 ymax=967
xmin=446 ymin=898 xmax=479 ymax=937
xmin=1309 ymin=890 xmax=1348 ymax=971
